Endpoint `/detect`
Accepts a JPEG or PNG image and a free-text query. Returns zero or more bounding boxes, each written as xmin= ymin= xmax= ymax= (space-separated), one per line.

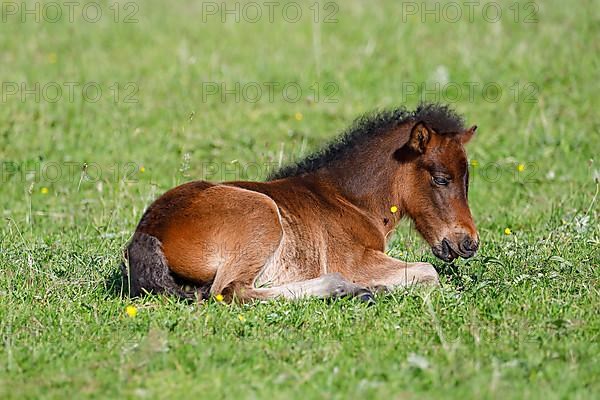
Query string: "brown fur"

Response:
xmin=123 ymin=105 xmax=479 ymax=302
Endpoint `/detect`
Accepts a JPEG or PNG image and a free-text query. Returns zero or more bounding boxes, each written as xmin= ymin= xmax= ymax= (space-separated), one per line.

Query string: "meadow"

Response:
xmin=0 ymin=0 xmax=598 ymax=398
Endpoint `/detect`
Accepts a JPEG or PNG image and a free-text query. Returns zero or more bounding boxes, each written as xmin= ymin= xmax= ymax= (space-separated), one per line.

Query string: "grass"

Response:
xmin=1 ymin=0 xmax=599 ymax=398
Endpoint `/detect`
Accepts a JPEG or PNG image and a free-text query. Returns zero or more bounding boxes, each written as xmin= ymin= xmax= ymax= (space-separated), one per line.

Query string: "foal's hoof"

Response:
xmin=356 ymin=289 xmax=376 ymax=305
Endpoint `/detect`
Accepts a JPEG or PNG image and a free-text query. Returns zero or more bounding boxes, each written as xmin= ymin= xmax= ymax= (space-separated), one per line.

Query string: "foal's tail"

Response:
xmin=121 ymin=232 xmax=207 ymax=300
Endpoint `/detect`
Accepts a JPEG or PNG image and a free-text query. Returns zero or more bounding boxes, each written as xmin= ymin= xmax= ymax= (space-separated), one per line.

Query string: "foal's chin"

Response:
xmin=432 ymin=248 xmax=458 ymax=263
xmin=431 ymin=239 xmax=460 ymax=263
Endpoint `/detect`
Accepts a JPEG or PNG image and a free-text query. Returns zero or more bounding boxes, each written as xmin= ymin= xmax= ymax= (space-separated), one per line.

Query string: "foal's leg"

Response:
xmin=233 ymin=273 xmax=374 ymax=302
xmin=348 ymin=249 xmax=440 ymax=291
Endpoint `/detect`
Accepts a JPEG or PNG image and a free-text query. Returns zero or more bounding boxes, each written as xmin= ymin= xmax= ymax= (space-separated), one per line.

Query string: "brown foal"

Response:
xmin=122 ymin=104 xmax=479 ymax=302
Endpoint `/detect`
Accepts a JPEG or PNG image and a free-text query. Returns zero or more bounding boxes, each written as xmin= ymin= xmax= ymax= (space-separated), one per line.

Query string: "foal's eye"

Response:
xmin=432 ymin=176 xmax=450 ymax=186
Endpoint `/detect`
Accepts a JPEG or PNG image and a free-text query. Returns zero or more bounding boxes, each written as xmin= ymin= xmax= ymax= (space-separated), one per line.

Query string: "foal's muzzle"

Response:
xmin=432 ymin=236 xmax=479 ymax=262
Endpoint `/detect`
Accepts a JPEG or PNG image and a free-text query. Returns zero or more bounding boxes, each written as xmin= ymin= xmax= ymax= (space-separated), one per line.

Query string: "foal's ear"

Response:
xmin=407 ymin=121 xmax=432 ymax=154
xmin=460 ymin=125 xmax=477 ymax=144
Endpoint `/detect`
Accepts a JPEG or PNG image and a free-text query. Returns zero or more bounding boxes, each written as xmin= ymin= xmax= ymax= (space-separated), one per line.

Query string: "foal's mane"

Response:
xmin=268 ymin=103 xmax=465 ymax=180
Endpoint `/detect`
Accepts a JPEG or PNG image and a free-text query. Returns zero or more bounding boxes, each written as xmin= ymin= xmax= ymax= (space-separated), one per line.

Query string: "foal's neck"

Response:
xmin=314 ymin=126 xmax=410 ymax=234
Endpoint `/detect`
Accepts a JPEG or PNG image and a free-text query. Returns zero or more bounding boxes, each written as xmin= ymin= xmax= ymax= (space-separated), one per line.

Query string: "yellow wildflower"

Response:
xmin=215 ymin=294 xmax=224 ymax=302
xmin=390 ymin=206 xmax=398 ymax=214
xmin=125 ymin=305 xmax=137 ymax=318
xmin=238 ymin=314 xmax=246 ymax=322
xmin=470 ymin=159 xmax=479 ymax=168
xmin=504 ymin=228 xmax=512 ymax=235
xmin=139 ymin=166 xmax=145 ymax=173
xmin=294 ymin=112 xmax=303 ymax=121
xmin=40 ymin=187 xmax=49 ymax=194
xmin=517 ymin=164 xmax=525 ymax=172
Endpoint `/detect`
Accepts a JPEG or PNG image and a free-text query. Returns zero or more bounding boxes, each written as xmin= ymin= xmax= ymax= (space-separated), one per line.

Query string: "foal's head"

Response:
xmin=398 ymin=121 xmax=479 ymax=262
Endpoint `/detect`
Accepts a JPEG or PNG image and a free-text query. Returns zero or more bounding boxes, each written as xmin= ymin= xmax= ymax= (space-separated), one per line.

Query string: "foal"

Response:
xmin=122 ymin=103 xmax=479 ymax=302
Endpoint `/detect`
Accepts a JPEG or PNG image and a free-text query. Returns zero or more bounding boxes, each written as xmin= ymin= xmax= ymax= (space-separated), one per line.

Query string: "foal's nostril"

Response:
xmin=460 ymin=237 xmax=478 ymax=255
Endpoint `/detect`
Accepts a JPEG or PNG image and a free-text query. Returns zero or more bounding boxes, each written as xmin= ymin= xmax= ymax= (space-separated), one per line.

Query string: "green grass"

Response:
xmin=1 ymin=0 xmax=599 ymax=398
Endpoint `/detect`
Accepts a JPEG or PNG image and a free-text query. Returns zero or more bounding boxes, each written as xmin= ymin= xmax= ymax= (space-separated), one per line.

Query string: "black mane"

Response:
xmin=268 ymin=103 xmax=465 ymax=180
